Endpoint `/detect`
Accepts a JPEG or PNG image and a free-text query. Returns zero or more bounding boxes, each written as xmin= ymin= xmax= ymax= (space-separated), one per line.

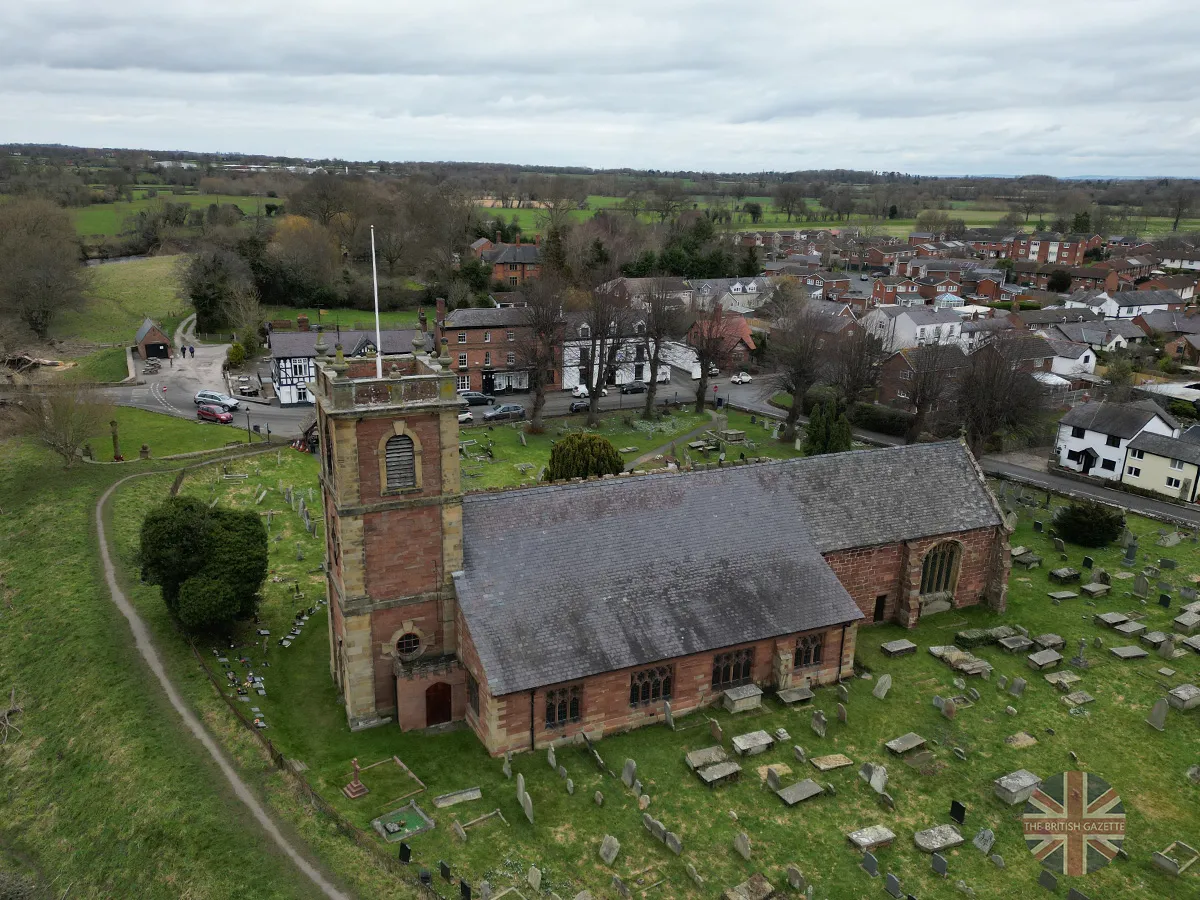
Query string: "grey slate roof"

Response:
xmin=135 ymin=317 xmax=163 ymax=343
xmin=1060 ymin=400 xmax=1178 ymax=439
xmin=1127 ymin=431 xmax=1200 ymax=467
xmin=1110 ymin=289 xmax=1180 ymax=308
xmin=268 ymin=329 xmax=431 ymax=359
xmin=1136 ymin=311 xmax=1200 ymax=335
xmin=445 ymin=307 xmax=530 ymax=328
xmin=455 ymin=442 xmax=1000 ymax=696
xmin=485 ymin=244 xmax=541 ymax=265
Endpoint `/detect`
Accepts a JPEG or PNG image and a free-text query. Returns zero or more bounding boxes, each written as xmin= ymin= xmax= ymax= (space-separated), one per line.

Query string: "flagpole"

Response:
xmin=370 ymin=224 xmax=383 ymax=379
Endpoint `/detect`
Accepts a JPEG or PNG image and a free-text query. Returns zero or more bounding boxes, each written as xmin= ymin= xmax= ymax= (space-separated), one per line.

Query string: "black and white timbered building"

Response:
xmin=269 ymin=329 xmax=432 ymax=406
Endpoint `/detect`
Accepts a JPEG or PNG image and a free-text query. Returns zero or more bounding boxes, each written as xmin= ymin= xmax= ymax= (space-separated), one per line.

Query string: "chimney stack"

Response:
xmin=495 ymin=231 xmax=501 ymax=244
xmin=297 ymin=314 xmax=310 ymax=332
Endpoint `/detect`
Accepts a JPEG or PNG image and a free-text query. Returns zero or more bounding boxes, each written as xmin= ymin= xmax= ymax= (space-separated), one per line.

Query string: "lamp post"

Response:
xmin=246 ymin=411 xmax=253 ymax=443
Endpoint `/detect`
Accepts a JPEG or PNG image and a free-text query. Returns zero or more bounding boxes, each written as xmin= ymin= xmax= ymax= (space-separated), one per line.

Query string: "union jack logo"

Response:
xmin=1023 ymin=771 xmax=1125 ymax=876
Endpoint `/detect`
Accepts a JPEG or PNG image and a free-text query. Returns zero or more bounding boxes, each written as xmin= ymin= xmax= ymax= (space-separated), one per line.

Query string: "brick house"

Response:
xmin=877 ymin=345 xmax=969 ymax=410
xmin=1139 ymin=274 xmax=1197 ymax=302
xmin=135 ymin=317 xmax=171 ymax=359
xmin=802 ymin=271 xmax=852 ymax=300
xmin=316 ymin=355 xmax=1009 ymax=750
xmin=443 ymin=305 xmax=536 ymax=394
xmin=1134 ymin=311 xmax=1200 ymax=363
xmin=871 ymin=275 xmax=921 ymax=306
xmin=476 ymin=238 xmax=542 ymax=286
xmin=916 ymin=276 xmax=964 ymax=303
xmin=1008 ymin=233 xmax=1089 ymax=266
xmin=687 ymin=309 xmax=757 ymax=369
xmin=1012 ymin=262 xmax=1120 ymax=293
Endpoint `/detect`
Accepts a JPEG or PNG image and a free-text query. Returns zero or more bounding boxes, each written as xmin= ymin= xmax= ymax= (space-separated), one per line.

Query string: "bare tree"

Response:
xmin=1168 ymin=184 xmax=1194 ymax=232
xmin=825 ymin=326 xmax=886 ymax=403
xmin=0 ymin=197 xmax=88 ymax=341
xmin=764 ymin=300 xmax=829 ymax=441
xmin=904 ymin=341 xmax=964 ymax=443
xmin=577 ymin=286 xmax=632 ymax=426
xmin=636 ymin=278 xmax=686 ymax=419
xmin=648 ymin=181 xmax=687 ymax=223
xmin=955 ymin=333 xmax=1047 ymax=457
xmin=515 ymin=277 xmax=566 ymax=433
xmin=223 ymin=285 xmax=265 ymax=356
xmin=686 ymin=305 xmax=729 ymax=415
xmin=773 ymin=183 xmax=806 ymax=222
xmin=22 ymin=388 xmax=114 ymax=467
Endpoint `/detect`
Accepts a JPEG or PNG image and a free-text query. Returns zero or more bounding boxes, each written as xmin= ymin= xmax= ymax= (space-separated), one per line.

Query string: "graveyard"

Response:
xmin=98 ymin=450 xmax=1200 ymax=900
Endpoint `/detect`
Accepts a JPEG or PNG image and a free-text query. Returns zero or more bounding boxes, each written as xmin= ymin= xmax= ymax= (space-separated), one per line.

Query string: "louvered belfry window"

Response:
xmin=384 ymin=434 xmax=416 ymax=490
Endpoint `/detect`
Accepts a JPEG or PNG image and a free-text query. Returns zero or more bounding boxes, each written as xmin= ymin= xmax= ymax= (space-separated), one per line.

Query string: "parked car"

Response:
xmin=483 ymin=404 xmax=525 ymax=422
xmin=731 ymin=372 xmax=753 ymax=384
xmin=570 ymin=384 xmax=608 ymax=398
xmin=194 ymin=389 xmax=240 ymax=412
xmin=457 ymin=390 xmax=495 ymax=406
xmin=569 ymin=399 xmax=589 ymax=413
xmin=196 ymin=404 xmax=233 ymax=424
xmin=458 ymin=410 xmax=474 ymax=424
xmin=620 ymin=381 xmax=648 ymax=395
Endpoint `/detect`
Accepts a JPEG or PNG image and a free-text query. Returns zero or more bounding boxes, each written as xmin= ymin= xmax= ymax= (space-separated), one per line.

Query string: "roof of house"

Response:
xmin=1127 ymin=431 xmax=1200 ymax=467
xmin=1060 ymin=400 xmax=1178 ymax=439
xmin=455 ymin=442 xmax=1000 ymax=696
xmin=961 ymin=318 xmax=1014 ymax=334
xmin=470 ymin=237 xmax=492 ymax=250
xmin=1136 ymin=311 xmax=1200 ymax=335
xmin=268 ymin=329 xmax=431 ymax=359
xmin=873 ymin=306 xmax=963 ymax=327
xmin=1045 ymin=339 xmax=1091 ymax=360
xmin=135 ymin=317 xmax=164 ymax=343
xmin=1109 ymin=289 xmax=1182 ymax=308
xmin=894 ymin=345 xmax=969 ymax=369
xmin=484 ymin=244 xmax=541 ymax=265
xmin=1052 ymin=320 xmax=1146 ymax=344
xmin=445 ymin=307 xmax=530 ymax=328
xmin=1017 ymin=308 xmax=1103 ymax=326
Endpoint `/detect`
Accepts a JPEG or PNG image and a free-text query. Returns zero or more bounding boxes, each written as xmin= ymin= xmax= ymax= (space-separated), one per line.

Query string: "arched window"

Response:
xmin=384 ymin=434 xmax=416 ymax=490
xmin=629 ymin=666 xmax=673 ymax=707
xmin=920 ymin=541 xmax=961 ymax=596
xmin=794 ymin=634 xmax=824 ymax=668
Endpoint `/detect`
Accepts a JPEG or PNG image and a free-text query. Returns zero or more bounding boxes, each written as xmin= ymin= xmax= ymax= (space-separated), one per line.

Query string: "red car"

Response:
xmin=197 ymin=404 xmax=233 ymax=424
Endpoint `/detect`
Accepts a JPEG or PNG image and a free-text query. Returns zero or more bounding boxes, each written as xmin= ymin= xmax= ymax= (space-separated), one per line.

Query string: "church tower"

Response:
xmin=313 ymin=335 xmax=465 ymax=730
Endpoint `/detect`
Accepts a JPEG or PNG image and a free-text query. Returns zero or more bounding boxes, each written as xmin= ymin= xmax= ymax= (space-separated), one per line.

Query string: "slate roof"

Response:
xmin=268 ymin=329 xmax=431 ymax=359
xmin=1127 ymin=431 xmax=1200 ymax=467
xmin=1060 ymin=400 xmax=1178 ymax=439
xmin=1018 ymin=308 xmax=1102 ymax=326
xmin=875 ymin=306 xmax=962 ymax=327
xmin=1110 ymin=289 xmax=1181 ymax=308
xmin=1137 ymin=311 xmax=1200 ymax=335
xmin=455 ymin=442 xmax=1000 ymax=696
xmin=1045 ymin=339 xmax=1090 ymax=360
xmin=445 ymin=307 xmax=530 ymax=328
xmin=485 ymin=244 xmax=541 ymax=265
xmin=135 ymin=317 xmax=164 ymax=343
xmin=1053 ymin=321 xmax=1146 ymax=345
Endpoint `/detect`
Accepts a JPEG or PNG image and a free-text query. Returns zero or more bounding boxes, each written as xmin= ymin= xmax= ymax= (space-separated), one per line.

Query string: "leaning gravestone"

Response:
xmin=885 ymin=873 xmax=903 ymax=898
xmin=766 ymin=767 xmax=782 ymax=791
xmin=1038 ymin=870 xmax=1057 ymax=891
xmin=663 ymin=700 xmax=674 ymax=729
xmin=793 ymin=745 xmax=806 ymax=763
xmin=710 ymin=719 xmax=724 ymax=743
xmin=811 ymin=710 xmax=827 ymax=738
xmin=547 ymin=746 xmax=556 ymax=769
xmin=1009 ymin=677 xmax=1027 ymax=697
xmin=611 ymin=875 xmax=629 ymax=899
xmin=521 ymin=791 xmax=534 ymax=825
xmin=516 ymin=773 xmax=525 ymax=802
xmin=665 ymin=832 xmax=683 ymax=855
xmin=1146 ymin=698 xmax=1169 ymax=731
xmin=838 ymin=683 xmax=850 ymax=703
xmin=862 ymin=851 xmax=880 ymax=878
xmin=621 ymin=759 xmax=637 ymax=788
xmin=873 ymin=674 xmax=893 ymax=699
xmin=942 ymin=698 xmax=958 ymax=720
xmin=599 ymin=835 xmax=620 ymax=866
xmin=837 ymin=703 xmax=848 ymax=724
xmin=685 ymin=864 xmax=704 ymax=888
xmin=734 ymin=831 xmax=752 ymax=860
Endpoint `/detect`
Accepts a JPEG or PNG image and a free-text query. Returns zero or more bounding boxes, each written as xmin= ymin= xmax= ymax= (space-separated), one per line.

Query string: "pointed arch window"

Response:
xmin=920 ymin=541 xmax=961 ymax=596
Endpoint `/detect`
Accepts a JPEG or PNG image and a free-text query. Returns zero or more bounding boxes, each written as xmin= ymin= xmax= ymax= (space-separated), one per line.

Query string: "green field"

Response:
xmin=86 ymin=407 xmax=253 ymax=461
xmin=261 ymin=306 xmax=422 ymax=332
xmin=54 ymin=256 xmax=190 ymax=346
xmin=63 ymin=346 xmax=129 ymax=382
xmin=73 ymin=194 xmax=273 ymax=237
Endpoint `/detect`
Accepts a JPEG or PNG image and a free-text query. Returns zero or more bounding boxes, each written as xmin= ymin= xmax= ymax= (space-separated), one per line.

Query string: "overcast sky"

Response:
xmin=3 ymin=0 xmax=1198 ymax=176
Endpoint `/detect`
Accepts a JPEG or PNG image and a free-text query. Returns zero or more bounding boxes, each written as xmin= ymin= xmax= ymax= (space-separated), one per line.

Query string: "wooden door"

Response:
xmin=425 ymin=682 xmax=452 ymax=727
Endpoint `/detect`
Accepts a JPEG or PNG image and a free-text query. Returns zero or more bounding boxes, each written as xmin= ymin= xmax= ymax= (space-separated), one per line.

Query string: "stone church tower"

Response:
xmin=312 ymin=338 xmax=465 ymax=731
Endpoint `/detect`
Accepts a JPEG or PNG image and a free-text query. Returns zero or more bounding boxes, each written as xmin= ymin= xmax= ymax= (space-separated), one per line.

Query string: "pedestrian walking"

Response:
xmin=189 ymin=345 xmax=195 ymax=358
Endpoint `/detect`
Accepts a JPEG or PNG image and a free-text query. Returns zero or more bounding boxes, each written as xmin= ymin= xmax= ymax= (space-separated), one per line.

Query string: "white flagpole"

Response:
xmin=370 ymin=224 xmax=383 ymax=379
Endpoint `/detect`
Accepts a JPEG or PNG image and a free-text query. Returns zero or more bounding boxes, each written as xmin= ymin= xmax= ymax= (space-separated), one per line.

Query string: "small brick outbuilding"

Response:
xmin=135 ymin=318 xmax=171 ymax=359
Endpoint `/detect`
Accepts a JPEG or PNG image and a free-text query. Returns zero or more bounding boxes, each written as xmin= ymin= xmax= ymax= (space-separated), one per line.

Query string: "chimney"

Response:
xmin=297 ymin=314 xmax=309 ymax=332
xmin=515 ymin=235 xmax=521 ymax=247
xmin=495 ymin=231 xmax=501 ymax=244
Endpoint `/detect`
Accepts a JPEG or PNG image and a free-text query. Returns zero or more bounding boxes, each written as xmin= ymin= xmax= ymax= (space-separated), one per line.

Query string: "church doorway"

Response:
xmin=425 ymin=682 xmax=452 ymax=727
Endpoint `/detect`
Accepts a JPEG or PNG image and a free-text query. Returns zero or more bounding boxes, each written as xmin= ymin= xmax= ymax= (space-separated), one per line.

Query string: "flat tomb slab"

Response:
xmin=848 ymin=824 xmax=896 ymax=851
xmin=1182 ymin=635 xmax=1200 ymax=654
xmin=914 ymin=824 xmax=964 ymax=853
xmin=1174 ymin=612 xmax=1200 ymax=634
xmin=1062 ymin=691 xmax=1095 ymax=707
xmin=432 ymin=787 xmax=482 ymax=808
xmin=1034 ymin=633 xmax=1065 ymax=650
xmin=1110 ymin=645 xmax=1149 ymax=659
xmin=1115 ymin=621 xmax=1147 ymax=637
xmin=1013 ymin=552 xmax=1042 ymax=569
xmin=1045 ymin=671 xmax=1081 ymax=688
xmin=697 ymin=760 xmax=743 ymax=786
xmin=685 ymin=745 xmax=729 ymax=771
xmin=999 ymin=635 xmax=1035 ymax=653
xmin=810 ymin=754 xmax=854 ymax=772
xmin=885 ymin=732 xmax=927 ymax=755
xmin=723 ymin=683 xmax=764 ymax=713
xmin=1049 ymin=567 xmax=1081 ymax=584
xmin=777 ymin=779 xmax=824 ymax=806
xmin=731 ymin=730 xmax=775 ymax=756
xmin=994 ymin=769 xmax=1042 ymax=805
xmin=776 ymin=686 xmax=815 ymax=705
xmin=881 ymin=639 xmax=918 ymax=657
xmin=1081 ymin=583 xmax=1110 ymax=597
xmin=1046 ymin=591 xmax=1079 ymax=601
xmin=1095 ymin=612 xmax=1130 ymax=627
xmin=1168 ymin=683 xmax=1200 ymax=711
xmin=1141 ymin=631 xmax=1169 ymax=648
xmin=1028 ymin=649 xmax=1063 ymax=670
xmin=724 ymin=874 xmax=774 ymax=900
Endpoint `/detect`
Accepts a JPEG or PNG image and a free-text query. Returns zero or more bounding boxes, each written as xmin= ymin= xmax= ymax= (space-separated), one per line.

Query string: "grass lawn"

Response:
xmin=261 ymin=306 xmax=422 ymax=332
xmin=73 ymin=194 xmax=273 ymax=237
xmin=87 ymin=407 xmax=251 ymax=461
xmin=0 ymin=437 xmax=328 ymax=899
xmin=63 ymin=346 xmax=129 ymax=383
xmin=54 ymin=256 xmax=190 ymax=346
xmin=105 ymin=460 xmax=1200 ymax=899
xmin=460 ymin=408 xmax=710 ymax=489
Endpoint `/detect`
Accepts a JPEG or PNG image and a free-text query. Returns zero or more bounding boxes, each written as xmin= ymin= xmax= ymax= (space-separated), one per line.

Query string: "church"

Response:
xmin=314 ymin=347 xmax=1010 ymax=755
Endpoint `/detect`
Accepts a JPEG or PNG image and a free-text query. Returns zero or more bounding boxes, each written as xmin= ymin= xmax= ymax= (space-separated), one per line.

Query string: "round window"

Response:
xmin=396 ymin=632 xmax=421 ymax=657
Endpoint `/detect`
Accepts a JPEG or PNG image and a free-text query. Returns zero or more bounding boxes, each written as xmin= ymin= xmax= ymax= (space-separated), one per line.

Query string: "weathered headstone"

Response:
xmin=990 ymin=854 xmax=1005 ymax=869
xmin=838 ymin=683 xmax=850 ymax=703
xmin=734 ymin=831 xmax=752 ymax=860
xmin=516 ymin=773 xmax=525 ymax=802
xmin=1147 ymin=698 xmax=1168 ymax=731
xmin=862 ymin=851 xmax=879 ymax=877
xmin=638 ymin=794 xmax=650 ymax=810
xmin=997 ymin=675 xmax=1008 ymax=690
xmin=766 ymin=767 xmax=782 ymax=791
xmin=452 ymin=820 xmax=467 ymax=842
xmin=610 ymin=875 xmax=629 ymax=899
xmin=663 ymin=700 xmax=674 ymax=729
xmin=933 ymin=695 xmax=946 ymax=710
xmin=547 ymin=746 xmax=556 ymax=769
xmin=594 ymin=791 xmax=603 ymax=806
xmin=793 ymin=745 xmax=806 ymax=763
xmin=566 ymin=778 xmax=574 ymax=795
xmin=665 ymin=832 xmax=683 ymax=855
xmin=837 ymin=702 xmax=848 ymax=724
xmin=942 ymin=698 xmax=957 ymax=720
xmin=710 ymin=718 xmax=724 ymax=743
xmin=1082 ymin=556 xmax=1093 ymax=569
xmin=786 ymin=865 xmax=806 ymax=891
xmin=621 ymin=758 xmax=636 ymax=788
xmin=527 ymin=867 xmax=541 ymax=891
xmin=811 ymin=710 xmax=826 ymax=738
xmin=1009 ymin=677 xmax=1027 ymax=697
xmin=685 ymin=863 xmax=704 ymax=888
xmin=1067 ymin=889 xmax=1091 ymax=900
xmin=932 ymin=853 xmax=948 ymax=877
xmin=973 ymin=829 xmax=995 ymax=854
xmin=873 ymin=674 xmax=893 ymax=699
xmin=557 ymin=765 xmax=567 ymax=780
xmin=632 ymin=778 xmax=642 ymax=796
xmin=599 ymin=834 xmax=620 ymax=865
xmin=501 ymin=758 xmax=511 ymax=779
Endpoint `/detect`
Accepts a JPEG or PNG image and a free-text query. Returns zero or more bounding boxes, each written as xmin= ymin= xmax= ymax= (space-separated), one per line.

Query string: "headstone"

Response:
xmin=811 ymin=710 xmax=826 ymax=738
xmin=880 ymin=791 xmax=895 ymax=810
xmin=786 ymin=865 xmax=806 ymax=891
xmin=950 ymin=800 xmax=966 ymax=825
xmin=663 ymin=700 xmax=674 ymax=729
xmin=997 ymin=675 xmax=1008 ymax=690
xmin=666 ymin=832 xmax=683 ymax=855
xmin=973 ymin=829 xmax=995 ymax=854
xmin=611 ymin=876 xmax=629 ymax=899
xmin=710 ymin=718 xmax=724 ymax=743
xmin=566 ymin=778 xmax=574 ymax=795
xmin=1005 ymin=705 xmax=1017 ymax=716
xmin=521 ymin=791 xmax=533 ymax=824
xmin=766 ymin=767 xmax=782 ymax=791
xmin=914 ymin=824 xmax=965 ymax=853
xmin=990 ymin=854 xmax=1005 ymax=869
xmin=1067 ymin=890 xmax=1091 ymax=900
xmin=932 ymin=853 xmax=948 ymax=877
xmin=873 ymin=674 xmax=893 ymax=699
xmin=933 ymin=695 xmax=946 ymax=710
xmin=632 ymin=779 xmax=642 ymax=796
xmin=1034 ymin=521 xmax=1043 ymax=532
xmin=621 ymin=758 xmax=636 ymax=788
xmin=734 ymin=831 xmax=752 ymax=860
xmin=686 ymin=863 xmax=704 ymax=888
xmin=501 ymin=759 xmax=511 ymax=779
xmin=1134 ymin=573 xmax=1150 ymax=597
xmin=953 ymin=677 xmax=967 ymax=690
xmin=1009 ymin=677 xmax=1027 ymax=697
xmin=599 ymin=834 xmax=620 ymax=865
xmin=594 ymin=791 xmax=603 ymax=806
xmin=1147 ymin=698 xmax=1168 ymax=731
xmin=398 ymin=842 xmax=411 ymax=864
xmin=1082 ymin=556 xmax=1093 ymax=569
xmin=793 ymin=744 xmax=806 ymax=763
xmin=638 ymin=794 xmax=650 ymax=810
xmin=954 ymin=747 xmax=968 ymax=761
xmin=967 ymin=687 xmax=980 ymax=702
xmin=479 ymin=882 xmax=491 ymax=900
xmin=440 ymin=861 xmax=452 ymax=881
xmin=838 ymin=683 xmax=850 ymax=703
xmin=547 ymin=746 xmax=556 ymax=769
xmin=1038 ymin=870 xmax=1056 ymax=891
xmin=516 ymin=772 xmax=525 ymax=801
xmin=837 ymin=702 xmax=848 ymax=724
xmin=942 ymin=698 xmax=957 ymax=720
xmin=885 ymin=873 xmax=903 ymax=898
xmin=452 ymin=821 xmax=467 ymax=842
xmin=527 ymin=867 xmax=541 ymax=891
xmin=862 ymin=851 xmax=880 ymax=878
xmin=557 ymin=765 xmax=567 ymax=780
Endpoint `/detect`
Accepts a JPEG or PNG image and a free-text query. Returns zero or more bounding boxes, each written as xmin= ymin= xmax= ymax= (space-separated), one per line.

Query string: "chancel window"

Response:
xmin=920 ymin=541 xmax=960 ymax=595
xmin=384 ymin=435 xmax=416 ymax=490
xmin=794 ymin=633 xmax=824 ymax=668
xmin=629 ymin=666 xmax=673 ymax=707
xmin=711 ymin=648 xmax=754 ymax=689
xmin=545 ymin=685 xmax=582 ymax=728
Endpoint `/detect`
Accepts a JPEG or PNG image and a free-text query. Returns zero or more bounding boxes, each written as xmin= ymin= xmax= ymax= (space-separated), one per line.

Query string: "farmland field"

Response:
xmin=53 ymin=255 xmax=190 ymax=345
xmin=73 ymin=193 xmax=275 ymax=237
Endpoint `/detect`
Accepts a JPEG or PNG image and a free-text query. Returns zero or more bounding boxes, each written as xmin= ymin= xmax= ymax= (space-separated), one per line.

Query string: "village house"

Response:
xmin=561 ymin=314 xmax=657 ymax=392
xmin=686 ymin=308 xmax=756 ymax=369
xmin=1139 ymin=274 xmax=1197 ymax=302
xmin=1092 ymin=256 xmax=1156 ymax=281
xmin=1158 ymin=242 xmax=1200 ymax=271
xmin=1134 ymin=311 xmax=1200 ymax=364
xmin=1010 ymin=307 xmax=1103 ymax=330
xmin=1055 ymin=400 xmax=1178 ymax=481
xmin=268 ymin=325 xmax=431 ymax=406
xmin=802 ymin=271 xmax=852 ymax=300
xmin=1064 ymin=288 xmax=1183 ymax=320
xmin=959 ymin=316 xmax=1015 ymax=352
xmin=311 ymin=351 xmax=1010 ymax=750
xmin=471 ymin=236 xmax=542 ymax=286
xmin=689 ymin=277 xmax=775 ymax=312
xmin=1042 ymin=339 xmax=1097 ymax=382
xmin=442 ymin=305 xmax=535 ymax=394
xmin=860 ymin=305 xmax=964 ymax=352
xmin=1121 ymin=426 xmax=1200 ymax=502
xmin=1042 ymin=319 xmax=1146 ymax=353
xmin=916 ymin=276 xmax=964 ymax=304
xmin=1012 ymin=262 xmax=1119 ymax=293
xmin=871 ymin=275 xmax=921 ymax=306
xmin=876 ymin=344 xmax=969 ymax=411
xmin=1008 ymin=232 xmax=1092 ymax=267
